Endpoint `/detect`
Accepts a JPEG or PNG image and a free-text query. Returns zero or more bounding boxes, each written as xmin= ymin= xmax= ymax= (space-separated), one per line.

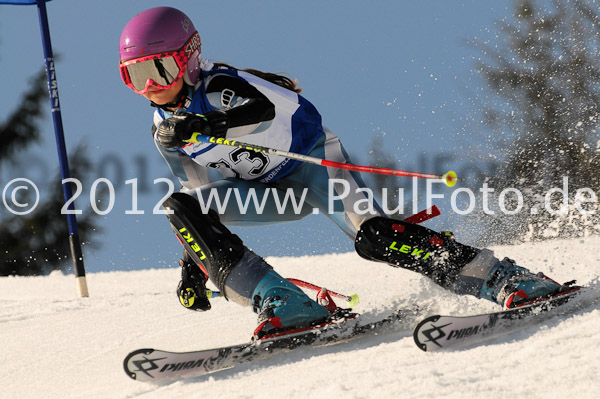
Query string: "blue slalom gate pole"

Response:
xmin=35 ymin=0 xmax=89 ymax=297
xmin=0 ymin=0 xmax=89 ymax=296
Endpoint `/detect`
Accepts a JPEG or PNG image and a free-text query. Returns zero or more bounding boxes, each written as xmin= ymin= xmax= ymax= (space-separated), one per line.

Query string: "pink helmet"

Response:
xmin=119 ymin=7 xmax=202 ymax=88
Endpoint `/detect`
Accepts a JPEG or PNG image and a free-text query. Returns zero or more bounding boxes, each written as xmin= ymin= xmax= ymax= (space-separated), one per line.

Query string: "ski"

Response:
xmin=124 ymin=306 xmax=422 ymax=382
xmin=413 ymin=286 xmax=600 ymax=351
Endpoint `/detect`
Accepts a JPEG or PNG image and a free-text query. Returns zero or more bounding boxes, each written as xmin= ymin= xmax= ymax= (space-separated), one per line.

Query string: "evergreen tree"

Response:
xmin=0 ymin=70 xmax=101 ymax=276
xmin=473 ymin=0 xmax=600 ymax=242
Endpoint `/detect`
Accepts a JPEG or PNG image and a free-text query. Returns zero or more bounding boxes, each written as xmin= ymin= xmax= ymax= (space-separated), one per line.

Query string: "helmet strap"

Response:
xmin=150 ymin=84 xmax=192 ymax=111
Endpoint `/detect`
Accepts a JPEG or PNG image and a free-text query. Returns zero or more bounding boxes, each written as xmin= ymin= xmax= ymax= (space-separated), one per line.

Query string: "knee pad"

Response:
xmin=162 ymin=192 xmax=245 ymax=292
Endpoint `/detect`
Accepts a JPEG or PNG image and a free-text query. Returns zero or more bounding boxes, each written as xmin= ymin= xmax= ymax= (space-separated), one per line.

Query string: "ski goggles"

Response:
xmin=120 ymin=31 xmax=201 ymax=95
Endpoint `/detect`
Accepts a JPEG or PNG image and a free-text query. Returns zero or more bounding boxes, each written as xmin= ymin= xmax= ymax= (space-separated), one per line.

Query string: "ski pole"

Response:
xmin=184 ymin=135 xmax=459 ymax=187
xmin=205 ymin=289 xmax=223 ymax=299
xmin=286 ymin=278 xmax=360 ymax=307
xmin=205 ymin=279 xmax=360 ymax=307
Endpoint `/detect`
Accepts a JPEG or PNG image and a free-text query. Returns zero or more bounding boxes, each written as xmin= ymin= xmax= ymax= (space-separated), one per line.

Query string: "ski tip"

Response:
xmin=123 ymin=348 xmax=155 ymax=380
xmin=413 ymin=315 xmax=442 ymax=352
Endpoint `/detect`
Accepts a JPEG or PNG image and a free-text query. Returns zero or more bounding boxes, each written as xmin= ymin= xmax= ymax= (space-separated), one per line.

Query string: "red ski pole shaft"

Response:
xmin=207 ymin=280 xmax=359 ymax=306
xmin=287 ymin=278 xmax=351 ymax=301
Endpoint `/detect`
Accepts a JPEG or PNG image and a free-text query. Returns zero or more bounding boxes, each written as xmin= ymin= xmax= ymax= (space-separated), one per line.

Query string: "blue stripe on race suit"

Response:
xmin=188 ymin=72 xmax=220 ymax=114
xmin=185 ymin=143 xmax=218 ymax=159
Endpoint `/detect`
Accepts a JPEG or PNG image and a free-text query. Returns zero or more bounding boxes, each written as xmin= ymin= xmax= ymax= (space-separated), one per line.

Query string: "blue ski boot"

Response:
xmin=480 ymin=257 xmax=567 ymax=308
xmin=251 ymin=270 xmax=332 ymax=339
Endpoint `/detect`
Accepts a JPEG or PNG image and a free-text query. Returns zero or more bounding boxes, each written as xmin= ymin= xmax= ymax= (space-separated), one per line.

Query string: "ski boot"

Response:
xmin=251 ymin=270 xmax=334 ymax=340
xmin=480 ymin=257 xmax=577 ymax=309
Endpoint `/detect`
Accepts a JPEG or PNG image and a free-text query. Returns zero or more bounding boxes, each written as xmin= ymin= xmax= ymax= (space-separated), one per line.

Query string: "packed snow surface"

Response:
xmin=2 ymin=237 xmax=599 ymax=399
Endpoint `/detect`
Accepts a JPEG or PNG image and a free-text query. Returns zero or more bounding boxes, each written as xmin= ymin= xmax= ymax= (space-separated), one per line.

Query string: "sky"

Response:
xmin=0 ymin=0 xmax=510 ymax=272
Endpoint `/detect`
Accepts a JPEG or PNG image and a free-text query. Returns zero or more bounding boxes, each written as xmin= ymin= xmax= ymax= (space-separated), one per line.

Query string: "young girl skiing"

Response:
xmin=119 ymin=6 xmax=573 ymax=338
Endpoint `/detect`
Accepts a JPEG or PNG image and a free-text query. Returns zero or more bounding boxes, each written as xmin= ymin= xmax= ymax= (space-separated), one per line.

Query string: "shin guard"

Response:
xmin=355 ymin=217 xmax=478 ymax=290
xmin=162 ymin=192 xmax=245 ymax=293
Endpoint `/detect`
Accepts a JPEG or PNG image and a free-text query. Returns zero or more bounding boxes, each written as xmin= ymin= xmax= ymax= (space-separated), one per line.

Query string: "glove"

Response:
xmin=157 ymin=110 xmax=229 ymax=148
xmin=177 ymin=257 xmax=211 ymax=311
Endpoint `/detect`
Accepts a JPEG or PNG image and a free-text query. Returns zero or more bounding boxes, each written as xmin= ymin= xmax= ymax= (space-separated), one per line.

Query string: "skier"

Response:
xmin=119 ymin=7 xmax=574 ymax=338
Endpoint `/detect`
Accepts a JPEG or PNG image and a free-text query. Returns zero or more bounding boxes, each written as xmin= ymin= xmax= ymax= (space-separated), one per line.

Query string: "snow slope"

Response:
xmin=2 ymin=237 xmax=600 ymax=399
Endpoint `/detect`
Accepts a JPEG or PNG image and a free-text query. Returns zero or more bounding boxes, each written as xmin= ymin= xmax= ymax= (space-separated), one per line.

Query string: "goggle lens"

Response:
xmin=126 ymin=56 xmax=181 ymax=92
